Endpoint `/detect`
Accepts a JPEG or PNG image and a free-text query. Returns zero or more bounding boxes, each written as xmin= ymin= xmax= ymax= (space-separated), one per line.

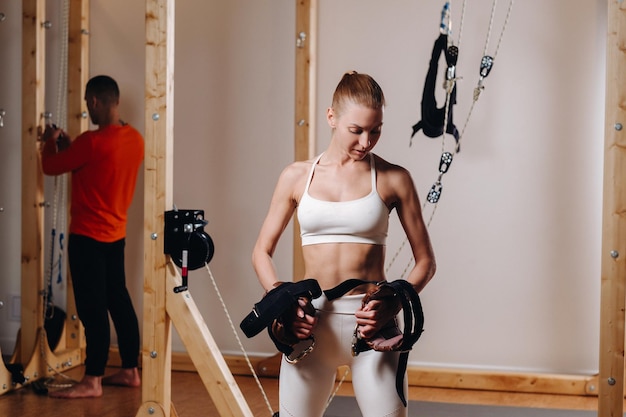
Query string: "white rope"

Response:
xmin=55 ymin=0 xmax=69 ymax=130
xmin=482 ymin=0 xmax=499 ymax=57
xmin=54 ymin=0 xmax=69 ymax=252
xmin=204 ymin=264 xmax=276 ymax=417
xmin=493 ymin=0 xmax=514 ymax=59
xmin=456 ymin=0 xmax=468 ymax=50
xmin=326 ymin=367 xmax=351 ymax=409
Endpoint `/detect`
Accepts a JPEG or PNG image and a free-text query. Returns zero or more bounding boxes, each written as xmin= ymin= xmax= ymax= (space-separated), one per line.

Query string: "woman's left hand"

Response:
xmin=354 ymin=297 xmax=400 ymax=339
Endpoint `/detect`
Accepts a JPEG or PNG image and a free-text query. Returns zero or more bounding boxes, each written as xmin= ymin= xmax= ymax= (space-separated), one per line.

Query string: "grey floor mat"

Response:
xmin=324 ymin=396 xmax=601 ymax=417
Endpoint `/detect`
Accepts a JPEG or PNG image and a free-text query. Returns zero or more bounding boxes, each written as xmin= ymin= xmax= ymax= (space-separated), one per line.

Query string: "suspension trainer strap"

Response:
xmin=240 ymin=278 xmax=322 ymax=338
xmin=325 ymin=279 xmax=424 ymax=407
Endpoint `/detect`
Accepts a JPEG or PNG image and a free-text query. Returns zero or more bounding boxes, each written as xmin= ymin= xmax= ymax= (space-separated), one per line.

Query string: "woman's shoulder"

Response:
xmin=372 ymin=153 xmax=410 ymax=176
xmin=281 ymin=158 xmax=314 ymax=178
xmin=275 ymin=158 xmax=316 ymax=194
xmin=371 ymin=153 xmax=416 ymax=202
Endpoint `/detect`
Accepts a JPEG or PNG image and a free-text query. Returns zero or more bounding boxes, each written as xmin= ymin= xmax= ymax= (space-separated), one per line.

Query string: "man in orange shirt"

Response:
xmin=41 ymin=75 xmax=144 ymax=398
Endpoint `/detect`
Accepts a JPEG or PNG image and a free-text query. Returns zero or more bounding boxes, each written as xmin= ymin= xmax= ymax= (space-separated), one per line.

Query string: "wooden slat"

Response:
xmin=165 ymin=266 xmax=253 ymax=417
xmin=125 ymin=349 xmax=601 ymax=398
xmin=293 ymin=0 xmax=317 ymax=280
xmin=20 ymin=0 xmax=46 ymax=365
xmin=598 ymin=1 xmax=626 ymax=415
xmin=141 ymin=0 xmax=175 ymax=415
xmin=404 ymin=368 xmax=598 ymax=397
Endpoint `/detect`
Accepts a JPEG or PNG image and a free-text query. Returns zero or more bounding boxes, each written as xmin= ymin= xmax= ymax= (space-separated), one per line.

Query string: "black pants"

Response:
xmin=68 ymin=234 xmax=140 ymax=376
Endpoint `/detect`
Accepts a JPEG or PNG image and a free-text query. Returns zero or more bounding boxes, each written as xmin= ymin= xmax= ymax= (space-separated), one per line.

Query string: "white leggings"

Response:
xmin=279 ymin=294 xmax=407 ymax=417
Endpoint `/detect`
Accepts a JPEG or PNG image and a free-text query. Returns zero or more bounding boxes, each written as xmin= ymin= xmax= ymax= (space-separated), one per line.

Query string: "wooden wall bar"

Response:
xmin=141 ymin=0 xmax=176 ymax=414
xmin=140 ymin=1 xmax=252 ymax=415
xmin=20 ymin=0 xmax=46 ymax=364
xmin=64 ymin=0 xmax=90 ymax=355
xmin=598 ymin=1 xmax=626 ymax=416
xmin=292 ymin=0 xmax=317 ymax=280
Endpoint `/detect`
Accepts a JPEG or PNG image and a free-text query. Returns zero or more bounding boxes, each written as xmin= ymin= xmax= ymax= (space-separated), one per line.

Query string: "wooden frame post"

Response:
xmin=1 ymin=0 xmax=86 ymax=397
xmin=20 ymin=0 xmax=46 ymax=365
xmin=64 ymin=0 xmax=89 ymax=355
xmin=293 ymin=0 xmax=317 ymax=280
xmin=141 ymin=0 xmax=176 ymax=413
xmin=139 ymin=1 xmax=252 ymax=415
xmin=598 ymin=1 xmax=626 ymax=416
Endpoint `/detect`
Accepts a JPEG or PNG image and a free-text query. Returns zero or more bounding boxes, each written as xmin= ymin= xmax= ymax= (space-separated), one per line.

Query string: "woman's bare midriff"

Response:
xmin=302 ymin=243 xmax=386 ymax=294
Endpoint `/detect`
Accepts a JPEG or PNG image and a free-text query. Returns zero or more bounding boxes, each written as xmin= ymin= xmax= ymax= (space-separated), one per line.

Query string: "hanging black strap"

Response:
xmin=411 ymin=33 xmax=460 ymax=146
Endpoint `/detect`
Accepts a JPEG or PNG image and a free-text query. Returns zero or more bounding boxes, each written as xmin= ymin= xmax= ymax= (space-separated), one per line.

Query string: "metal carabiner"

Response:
xmin=479 ymin=55 xmax=494 ymax=78
xmin=285 ymin=336 xmax=316 ymax=364
xmin=439 ymin=152 xmax=453 ymax=174
xmin=427 ymin=181 xmax=443 ymax=204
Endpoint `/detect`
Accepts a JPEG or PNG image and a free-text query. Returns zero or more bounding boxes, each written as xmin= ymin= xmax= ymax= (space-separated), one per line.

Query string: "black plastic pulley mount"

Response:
xmin=164 ymin=209 xmax=215 ymax=292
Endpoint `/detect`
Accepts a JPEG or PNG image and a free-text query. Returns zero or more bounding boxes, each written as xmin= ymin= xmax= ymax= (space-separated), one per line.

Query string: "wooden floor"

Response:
xmin=0 ymin=365 xmax=607 ymax=417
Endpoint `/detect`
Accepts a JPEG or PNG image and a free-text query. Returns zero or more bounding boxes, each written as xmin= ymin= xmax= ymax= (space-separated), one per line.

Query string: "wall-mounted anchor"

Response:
xmin=296 ymin=31 xmax=307 ymax=48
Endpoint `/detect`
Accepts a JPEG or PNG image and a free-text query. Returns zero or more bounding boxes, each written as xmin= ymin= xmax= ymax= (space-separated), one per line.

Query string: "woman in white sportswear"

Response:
xmin=252 ymin=71 xmax=436 ymax=417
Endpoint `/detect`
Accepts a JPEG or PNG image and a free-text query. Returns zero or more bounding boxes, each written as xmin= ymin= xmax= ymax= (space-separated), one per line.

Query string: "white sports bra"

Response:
xmin=298 ymin=153 xmax=389 ymax=246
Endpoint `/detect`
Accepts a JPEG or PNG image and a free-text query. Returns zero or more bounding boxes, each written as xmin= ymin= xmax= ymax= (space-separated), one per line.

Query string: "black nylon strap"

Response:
xmin=240 ymin=278 xmax=322 ymax=338
xmin=385 ymin=279 xmax=424 ymax=406
xmin=324 ymin=278 xmax=379 ymax=300
xmin=325 ymin=278 xmax=424 ymax=407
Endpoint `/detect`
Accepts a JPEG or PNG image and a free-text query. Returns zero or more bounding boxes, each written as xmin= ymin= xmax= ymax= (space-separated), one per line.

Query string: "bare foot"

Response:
xmin=49 ymin=375 xmax=103 ymax=398
xmin=102 ymin=367 xmax=141 ymax=387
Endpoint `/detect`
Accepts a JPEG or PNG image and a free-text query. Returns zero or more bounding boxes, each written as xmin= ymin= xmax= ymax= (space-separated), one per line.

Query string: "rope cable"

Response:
xmin=386 ymin=0 xmax=514 ymax=278
xmin=493 ymin=0 xmax=514 ymax=59
xmin=456 ymin=0 xmax=468 ymax=50
xmin=482 ymin=0 xmax=499 ymax=57
xmin=204 ymin=264 xmax=276 ymax=417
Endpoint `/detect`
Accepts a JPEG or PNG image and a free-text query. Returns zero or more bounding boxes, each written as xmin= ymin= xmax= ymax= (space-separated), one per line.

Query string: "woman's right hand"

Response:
xmin=289 ymin=298 xmax=318 ymax=339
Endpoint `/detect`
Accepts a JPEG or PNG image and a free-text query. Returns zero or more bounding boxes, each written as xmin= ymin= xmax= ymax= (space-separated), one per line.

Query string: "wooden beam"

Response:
xmin=112 ymin=348 xmax=601 ymax=398
xmin=293 ymin=0 xmax=317 ymax=280
xmin=20 ymin=0 xmax=46 ymax=364
xmin=403 ymin=368 xmax=598 ymax=397
xmin=165 ymin=266 xmax=253 ymax=417
xmin=65 ymin=0 xmax=90 ymax=354
xmin=598 ymin=1 xmax=626 ymax=415
xmin=141 ymin=1 xmax=252 ymax=416
xmin=141 ymin=0 xmax=175 ymax=415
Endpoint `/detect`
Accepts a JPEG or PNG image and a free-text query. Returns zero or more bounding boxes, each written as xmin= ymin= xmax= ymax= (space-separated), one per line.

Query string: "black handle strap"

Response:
xmin=240 ymin=278 xmax=322 ymax=338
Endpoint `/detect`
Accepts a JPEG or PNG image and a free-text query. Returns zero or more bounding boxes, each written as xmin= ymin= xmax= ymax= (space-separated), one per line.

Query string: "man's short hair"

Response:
xmin=86 ymin=75 xmax=120 ymax=105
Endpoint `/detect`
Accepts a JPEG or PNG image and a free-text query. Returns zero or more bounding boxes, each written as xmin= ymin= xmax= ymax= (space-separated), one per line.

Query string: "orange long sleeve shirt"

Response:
xmin=41 ymin=124 xmax=144 ymax=243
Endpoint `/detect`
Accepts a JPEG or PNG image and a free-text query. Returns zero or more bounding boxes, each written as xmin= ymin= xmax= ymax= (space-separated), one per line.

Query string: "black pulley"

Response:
xmin=164 ymin=209 xmax=214 ymax=271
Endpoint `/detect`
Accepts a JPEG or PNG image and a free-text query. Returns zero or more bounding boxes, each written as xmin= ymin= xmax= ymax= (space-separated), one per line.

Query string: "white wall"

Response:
xmin=0 ymin=0 xmax=605 ymax=376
